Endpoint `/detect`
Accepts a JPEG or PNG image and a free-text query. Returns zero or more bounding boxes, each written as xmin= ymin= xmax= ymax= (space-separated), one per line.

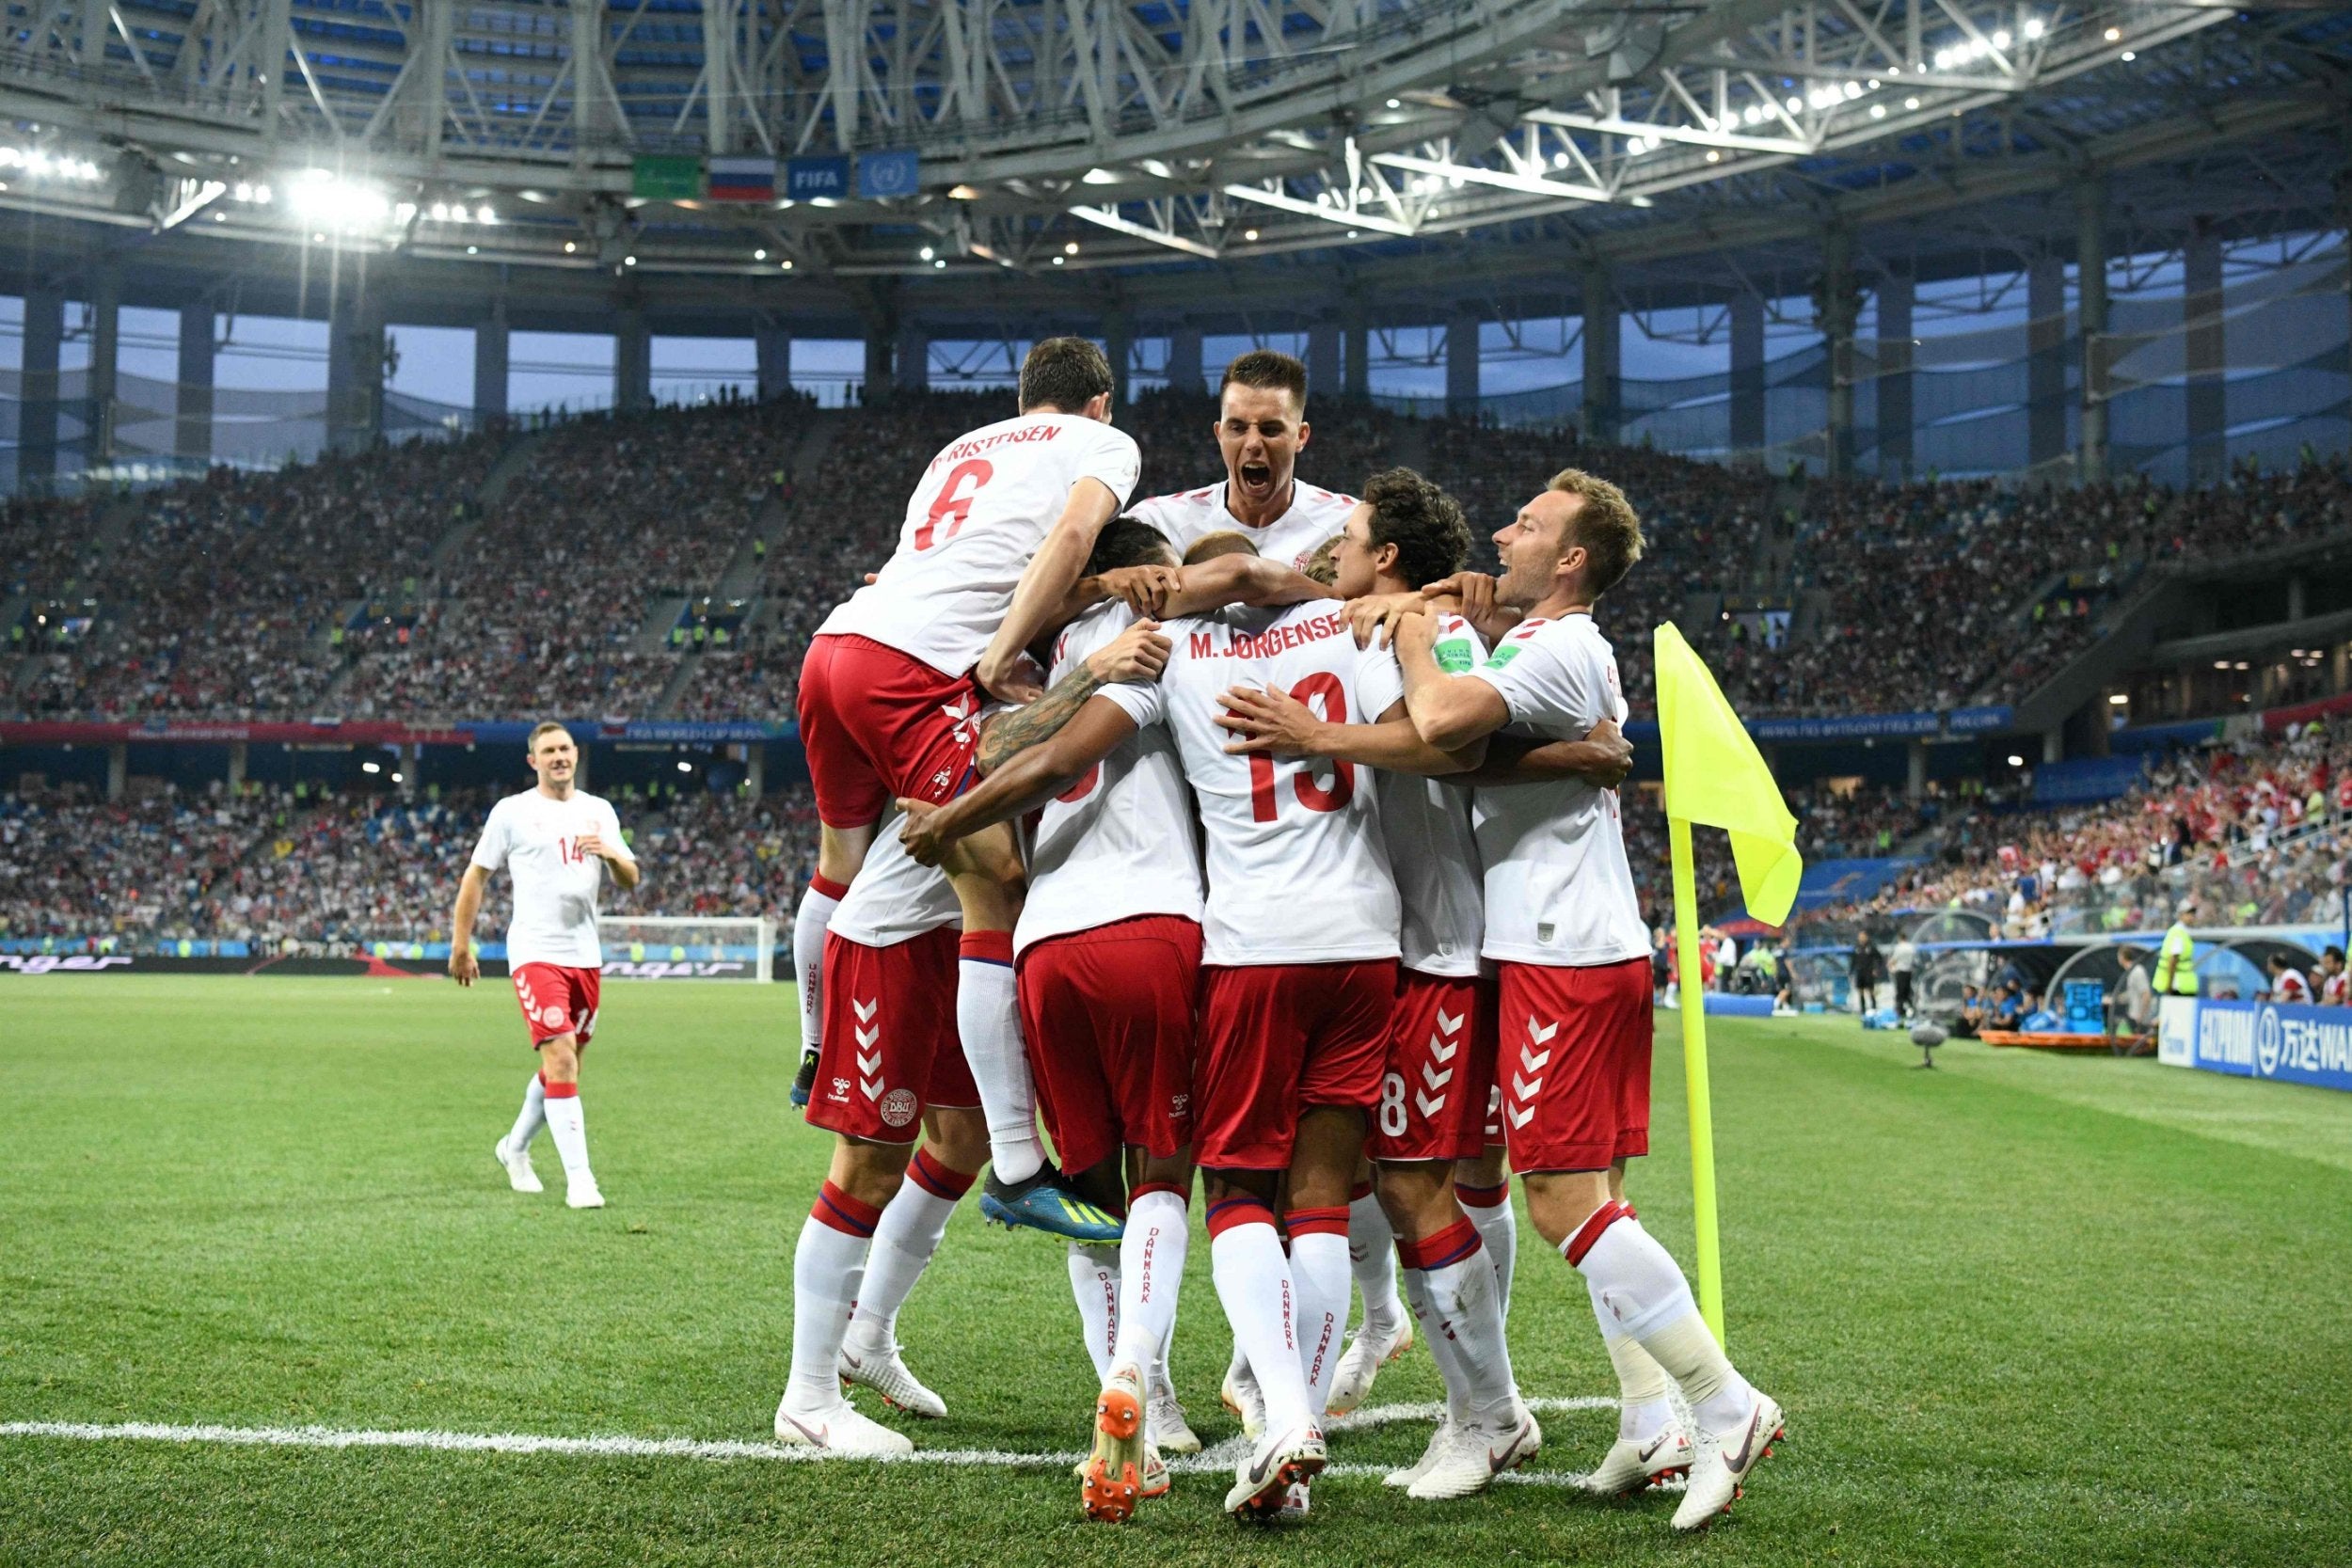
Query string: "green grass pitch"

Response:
xmin=5 ymin=975 xmax=2351 ymax=1567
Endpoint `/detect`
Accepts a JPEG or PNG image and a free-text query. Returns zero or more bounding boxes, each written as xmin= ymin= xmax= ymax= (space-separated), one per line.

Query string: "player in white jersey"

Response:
xmin=1392 ymin=468 xmax=1784 ymax=1531
xmin=1128 ymin=350 xmax=1359 ymax=572
xmin=450 ymin=722 xmax=639 ymax=1211
xmin=902 ymin=490 xmax=1486 ymax=1524
xmin=774 ymin=811 xmax=993 ymax=1456
xmin=797 ymin=338 xmax=1141 ymax=1243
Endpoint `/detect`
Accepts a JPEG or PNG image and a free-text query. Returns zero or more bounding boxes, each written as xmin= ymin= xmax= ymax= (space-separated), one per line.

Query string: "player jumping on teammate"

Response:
xmin=452 ymin=721 xmax=641 ymax=1212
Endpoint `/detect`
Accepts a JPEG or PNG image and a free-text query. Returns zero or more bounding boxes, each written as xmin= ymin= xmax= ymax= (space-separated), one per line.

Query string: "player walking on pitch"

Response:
xmin=451 ymin=721 xmax=640 ymax=1211
xmin=1391 ymin=469 xmax=1785 ymax=1530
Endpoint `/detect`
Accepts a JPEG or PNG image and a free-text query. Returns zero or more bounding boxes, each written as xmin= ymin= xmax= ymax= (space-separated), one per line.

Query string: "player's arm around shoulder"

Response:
xmin=975 ymin=618 xmax=1171 ymax=775
xmin=902 ymin=694 xmax=1142 ymax=865
xmin=1396 ymin=610 xmax=1510 ymax=752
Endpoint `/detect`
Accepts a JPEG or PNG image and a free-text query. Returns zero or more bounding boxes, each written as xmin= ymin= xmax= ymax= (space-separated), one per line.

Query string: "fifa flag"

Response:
xmin=1653 ymin=621 xmax=1804 ymax=1345
xmin=1654 ymin=620 xmax=1802 ymax=926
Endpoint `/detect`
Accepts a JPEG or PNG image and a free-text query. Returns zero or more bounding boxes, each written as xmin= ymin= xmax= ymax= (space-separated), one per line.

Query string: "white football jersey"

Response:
xmin=818 ymin=412 xmax=1142 ymax=677
xmin=1099 ymin=603 xmax=1398 ymax=967
xmin=1462 ymin=613 xmax=1650 ymax=967
xmin=1359 ymin=612 xmax=1486 ymax=978
xmin=1128 ymin=480 xmax=1359 ymax=573
xmin=1014 ymin=602 xmax=1207 ymax=956
xmin=469 ymin=787 xmax=635 ymax=970
xmin=830 ymin=809 xmax=960 ymax=947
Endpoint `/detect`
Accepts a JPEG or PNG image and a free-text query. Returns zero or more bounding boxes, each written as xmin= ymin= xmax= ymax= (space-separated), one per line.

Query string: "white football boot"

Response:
xmin=1325 ymin=1315 xmax=1414 ymax=1416
xmin=494 ymin=1136 xmax=543 ymax=1194
xmin=564 ymin=1179 xmax=604 ymax=1210
xmin=1081 ymin=1362 xmax=1149 ymax=1524
xmin=1406 ymin=1405 xmax=1542 ymax=1501
xmin=838 ymin=1337 xmax=946 ymax=1418
xmin=1224 ymin=1419 xmax=1327 ymax=1521
xmin=771 ymin=1396 xmax=914 ymax=1459
xmin=1220 ymin=1358 xmax=1266 ymax=1444
xmin=1148 ymin=1378 xmax=1201 ymax=1455
xmin=1672 ymin=1393 xmax=1785 ymax=1531
xmin=1582 ymin=1426 xmax=1695 ymax=1496
xmin=1385 ymin=1418 xmax=1455 ymax=1489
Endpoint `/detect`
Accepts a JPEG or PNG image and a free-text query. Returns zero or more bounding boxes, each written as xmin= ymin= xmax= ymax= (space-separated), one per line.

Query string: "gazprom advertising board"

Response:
xmin=2182 ymin=1000 xmax=2352 ymax=1094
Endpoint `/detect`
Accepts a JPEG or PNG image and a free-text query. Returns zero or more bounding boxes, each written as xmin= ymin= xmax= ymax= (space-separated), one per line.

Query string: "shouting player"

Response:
xmin=797 ymin=339 xmax=1140 ymax=1241
xmin=1130 ymin=351 xmax=1358 ymax=571
xmin=452 ymin=721 xmax=640 ymax=1211
xmin=1391 ymin=469 xmax=1786 ymax=1531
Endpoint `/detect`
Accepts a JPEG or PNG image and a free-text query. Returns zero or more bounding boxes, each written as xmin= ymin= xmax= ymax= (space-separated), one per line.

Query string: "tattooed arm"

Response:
xmin=975 ymin=618 xmax=1170 ymax=776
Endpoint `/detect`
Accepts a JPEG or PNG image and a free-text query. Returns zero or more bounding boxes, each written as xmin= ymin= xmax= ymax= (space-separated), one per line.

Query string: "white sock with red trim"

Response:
xmin=1346 ymin=1180 xmax=1405 ymax=1338
xmin=845 ymin=1148 xmax=974 ymax=1353
xmin=1283 ymin=1206 xmax=1351 ymax=1417
xmin=783 ymin=1180 xmax=880 ymax=1417
xmin=541 ymin=1080 xmax=592 ymax=1186
xmin=1455 ymin=1176 xmax=1518 ymax=1319
xmin=793 ymin=876 xmax=847 ymax=1059
xmin=1564 ymin=1199 xmax=1755 ymax=1439
xmin=1207 ymin=1196 xmax=1315 ymax=1436
xmin=1402 ymin=1215 xmax=1520 ymax=1427
xmin=1398 ymin=1265 xmax=1476 ymax=1424
xmin=1067 ymin=1242 xmax=1121 ymax=1380
xmin=506 ymin=1071 xmax=548 ymax=1151
xmin=955 ymin=933 xmax=1044 ymax=1184
xmin=1112 ymin=1186 xmax=1189 ymax=1373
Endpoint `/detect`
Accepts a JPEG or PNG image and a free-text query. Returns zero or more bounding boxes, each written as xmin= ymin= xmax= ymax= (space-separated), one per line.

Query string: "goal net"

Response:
xmin=596 ymin=916 xmax=776 ymax=982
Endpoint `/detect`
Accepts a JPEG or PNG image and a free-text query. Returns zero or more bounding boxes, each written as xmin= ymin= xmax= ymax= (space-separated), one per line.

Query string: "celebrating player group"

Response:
xmin=452 ymin=338 xmax=1784 ymax=1529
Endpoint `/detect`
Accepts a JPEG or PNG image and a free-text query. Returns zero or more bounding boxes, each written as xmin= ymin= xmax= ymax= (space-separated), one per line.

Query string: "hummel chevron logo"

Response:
xmin=1519 ymin=1043 xmax=1552 ymax=1074
xmin=1506 ymin=1103 xmax=1534 ymax=1129
xmin=1427 ymin=1031 xmax=1460 ymax=1063
xmin=1512 ymin=1074 xmax=1544 ymax=1101
xmin=1436 ymin=1008 xmax=1464 ymax=1037
xmin=855 ymin=1023 xmax=881 ymax=1049
xmin=1422 ymin=1062 xmax=1454 ymax=1091
xmin=1415 ymin=1091 xmax=1447 ymax=1117
xmin=856 ymin=1050 xmax=882 ymax=1075
xmin=852 ymin=998 xmax=878 ymax=1022
xmin=1526 ymin=1017 xmax=1559 ymax=1043
xmin=860 ymin=1077 xmax=883 ymax=1101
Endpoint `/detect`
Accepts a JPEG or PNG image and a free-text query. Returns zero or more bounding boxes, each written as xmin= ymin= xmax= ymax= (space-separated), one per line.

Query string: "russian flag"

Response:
xmin=707 ymin=155 xmax=776 ymax=202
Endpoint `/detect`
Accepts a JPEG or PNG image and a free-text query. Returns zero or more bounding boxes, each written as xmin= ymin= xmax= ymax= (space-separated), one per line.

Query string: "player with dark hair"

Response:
xmin=1130 ymin=350 xmax=1358 ymax=572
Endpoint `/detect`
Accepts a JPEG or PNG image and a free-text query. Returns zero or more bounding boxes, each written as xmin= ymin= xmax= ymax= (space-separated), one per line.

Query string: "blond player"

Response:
xmin=1129 ymin=351 xmax=1358 ymax=572
xmin=452 ymin=722 xmax=640 ymax=1211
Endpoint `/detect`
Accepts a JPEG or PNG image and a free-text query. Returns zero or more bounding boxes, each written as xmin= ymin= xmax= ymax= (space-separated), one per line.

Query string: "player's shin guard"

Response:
xmin=784 ymin=1180 xmax=881 ymax=1414
xmin=955 ymin=933 xmax=1046 ymax=1185
xmin=1283 ymin=1207 xmax=1351 ymax=1417
xmin=1111 ymin=1185 xmax=1189 ymax=1375
xmin=794 ymin=875 xmax=846 ymax=1058
xmin=1456 ymin=1178 xmax=1517 ymax=1320
xmin=1401 ymin=1218 xmax=1519 ymax=1426
xmin=1563 ymin=1200 xmax=1756 ymax=1438
xmin=847 ymin=1148 xmax=973 ymax=1349
xmin=1346 ymin=1180 xmax=1406 ymax=1338
xmin=1206 ymin=1196 xmax=1314 ymax=1436
xmin=507 ymin=1070 xmax=548 ymax=1152
xmin=1067 ymin=1242 xmax=1121 ymax=1381
xmin=541 ymin=1080 xmax=592 ymax=1184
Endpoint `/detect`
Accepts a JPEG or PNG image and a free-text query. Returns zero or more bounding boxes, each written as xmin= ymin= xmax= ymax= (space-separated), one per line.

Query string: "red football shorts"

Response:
xmin=805 ymin=928 xmax=979 ymax=1145
xmin=1368 ymin=970 xmax=1497 ymax=1164
xmin=1194 ymin=959 xmax=1396 ymax=1170
xmin=1496 ymin=957 xmax=1653 ymax=1172
xmin=511 ymin=962 xmax=600 ymax=1048
xmin=796 ymin=632 xmax=984 ymax=828
xmin=1016 ymin=915 xmax=1202 ymax=1177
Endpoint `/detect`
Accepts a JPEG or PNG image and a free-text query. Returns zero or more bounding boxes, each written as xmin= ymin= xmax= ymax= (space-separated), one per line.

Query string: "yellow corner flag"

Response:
xmin=1652 ymin=622 xmax=1805 ymax=1344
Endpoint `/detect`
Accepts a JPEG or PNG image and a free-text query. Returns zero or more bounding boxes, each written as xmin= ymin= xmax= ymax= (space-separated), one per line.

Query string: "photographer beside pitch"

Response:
xmin=1384 ymin=469 xmax=1785 ymax=1531
xmin=449 ymin=721 xmax=641 ymax=1211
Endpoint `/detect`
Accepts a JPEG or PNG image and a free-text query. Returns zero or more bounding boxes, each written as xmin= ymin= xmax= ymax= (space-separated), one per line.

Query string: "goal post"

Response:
xmin=596 ymin=916 xmax=777 ymax=981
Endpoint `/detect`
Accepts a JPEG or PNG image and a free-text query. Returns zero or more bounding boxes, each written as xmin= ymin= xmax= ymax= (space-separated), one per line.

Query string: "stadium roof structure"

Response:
xmin=0 ymin=0 xmax=2343 ymax=332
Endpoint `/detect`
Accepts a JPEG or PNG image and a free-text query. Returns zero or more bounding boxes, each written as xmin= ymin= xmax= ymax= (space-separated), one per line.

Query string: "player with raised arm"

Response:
xmin=453 ymin=722 xmax=640 ymax=1211
xmin=901 ymin=483 xmax=1483 ymax=1523
xmin=1390 ymin=469 xmax=1785 ymax=1531
xmin=1129 ymin=352 xmax=1359 ymax=572
xmin=797 ymin=338 xmax=1140 ymax=1243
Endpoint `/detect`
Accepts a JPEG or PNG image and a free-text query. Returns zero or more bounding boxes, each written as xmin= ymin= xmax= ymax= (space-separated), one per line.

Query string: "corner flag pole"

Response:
xmin=1669 ymin=816 xmax=1727 ymax=1344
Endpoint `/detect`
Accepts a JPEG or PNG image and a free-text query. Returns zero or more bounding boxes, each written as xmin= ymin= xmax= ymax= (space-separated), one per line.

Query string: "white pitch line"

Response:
xmin=0 ymin=1395 xmax=1629 ymax=1490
